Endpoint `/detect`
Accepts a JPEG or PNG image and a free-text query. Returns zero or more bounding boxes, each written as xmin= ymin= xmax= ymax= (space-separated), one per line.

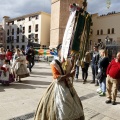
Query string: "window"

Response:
xmin=42 ymin=45 xmax=46 ymax=49
xmin=100 ymin=29 xmax=103 ymax=35
xmin=7 ymin=46 xmax=9 ymax=49
xmin=22 ymin=45 xmax=25 ymax=50
xmin=108 ymin=29 xmax=110 ymax=34
xmin=28 ymin=34 xmax=31 ymax=39
xmin=17 ymin=28 xmax=19 ymax=34
xmin=35 ymin=34 xmax=38 ymax=42
xmin=29 ymin=17 xmax=32 ymax=21
xmin=36 ymin=15 xmax=39 ymax=19
xmin=16 ymin=45 xmax=19 ymax=48
xmin=0 ymin=33 xmax=3 ymax=36
xmin=22 ymin=35 xmax=25 ymax=42
xmin=7 ymin=37 xmax=9 ymax=43
xmin=12 ymin=45 xmax=14 ymax=49
xmin=16 ymin=36 xmax=19 ymax=43
xmin=19 ymin=25 xmax=22 ymax=33
xmin=97 ymin=30 xmax=99 ymax=35
xmin=23 ymin=27 xmax=25 ymax=34
xmin=12 ymin=36 xmax=14 ymax=42
xmin=112 ymin=28 xmax=114 ymax=34
xmin=28 ymin=26 xmax=31 ymax=33
xmin=35 ymin=24 xmax=38 ymax=32
xmin=7 ymin=29 xmax=9 ymax=35
xmin=9 ymin=36 xmax=11 ymax=42
xmin=12 ymin=28 xmax=14 ymax=35
xmin=12 ymin=21 xmax=14 ymax=25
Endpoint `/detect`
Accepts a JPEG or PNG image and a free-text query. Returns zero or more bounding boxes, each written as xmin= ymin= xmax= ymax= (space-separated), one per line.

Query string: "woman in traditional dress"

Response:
xmin=6 ymin=49 xmax=13 ymax=65
xmin=34 ymin=44 xmax=84 ymax=120
xmin=0 ymin=47 xmax=6 ymax=67
xmin=12 ymin=48 xmax=29 ymax=82
xmin=0 ymin=60 xmax=14 ymax=85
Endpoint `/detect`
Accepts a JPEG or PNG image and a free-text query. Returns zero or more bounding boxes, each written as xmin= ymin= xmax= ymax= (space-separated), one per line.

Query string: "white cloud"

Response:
xmin=0 ymin=0 xmax=51 ymax=21
xmin=0 ymin=0 xmax=120 ymax=21
xmin=87 ymin=0 xmax=120 ymax=15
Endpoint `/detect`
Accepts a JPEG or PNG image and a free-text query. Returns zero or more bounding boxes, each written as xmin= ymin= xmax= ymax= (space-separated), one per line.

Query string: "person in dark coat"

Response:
xmin=91 ymin=45 xmax=100 ymax=86
xmin=97 ymin=49 xmax=109 ymax=96
xmin=26 ymin=46 xmax=35 ymax=72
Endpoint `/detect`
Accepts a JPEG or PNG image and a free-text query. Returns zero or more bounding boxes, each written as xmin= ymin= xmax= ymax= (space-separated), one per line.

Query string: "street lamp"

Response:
xmin=105 ymin=35 xmax=110 ymax=45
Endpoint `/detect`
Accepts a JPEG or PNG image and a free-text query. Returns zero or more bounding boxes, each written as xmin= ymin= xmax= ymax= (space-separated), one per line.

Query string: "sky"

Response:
xmin=0 ymin=0 xmax=120 ymax=21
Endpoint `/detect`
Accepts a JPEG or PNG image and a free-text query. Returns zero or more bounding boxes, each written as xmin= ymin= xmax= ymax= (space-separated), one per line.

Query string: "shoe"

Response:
xmin=105 ymin=100 xmax=111 ymax=104
xmin=96 ymin=88 xmax=101 ymax=92
xmin=99 ymin=92 xmax=105 ymax=96
xmin=112 ymin=101 xmax=116 ymax=105
xmin=91 ymin=81 xmax=95 ymax=84
xmin=83 ymin=81 xmax=85 ymax=84
xmin=97 ymin=90 xmax=102 ymax=94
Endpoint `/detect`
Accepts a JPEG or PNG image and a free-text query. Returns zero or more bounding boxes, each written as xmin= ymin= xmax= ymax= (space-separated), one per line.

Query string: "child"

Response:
xmin=0 ymin=60 xmax=14 ymax=85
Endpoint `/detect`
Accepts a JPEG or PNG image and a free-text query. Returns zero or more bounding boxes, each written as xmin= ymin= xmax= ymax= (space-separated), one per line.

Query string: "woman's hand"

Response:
xmin=70 ymin=69 xmax=75 ymax=77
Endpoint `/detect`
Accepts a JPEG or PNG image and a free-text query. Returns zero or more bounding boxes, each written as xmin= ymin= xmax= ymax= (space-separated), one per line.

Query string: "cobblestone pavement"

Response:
xmin=0 ymin=62 xmax=120 ymax=120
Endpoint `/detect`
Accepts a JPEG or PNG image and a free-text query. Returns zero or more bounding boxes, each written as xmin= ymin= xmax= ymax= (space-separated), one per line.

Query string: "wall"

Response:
xmin=90 ymin=12 xmax=120 ymax=47
xmin=50 ymin=0 xmax=83 ymax=48
xmin=40 ymin=12 xmax=51 ymax=47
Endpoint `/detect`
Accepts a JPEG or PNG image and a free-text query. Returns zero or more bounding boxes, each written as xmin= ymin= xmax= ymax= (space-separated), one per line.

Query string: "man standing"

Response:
xmin=26 ymin=46 xmax=35 ymax=72
xmin=106 ymin=52 xmax=120 ymax=105
xmin=91 ymin=45 xmax=99 ymax=86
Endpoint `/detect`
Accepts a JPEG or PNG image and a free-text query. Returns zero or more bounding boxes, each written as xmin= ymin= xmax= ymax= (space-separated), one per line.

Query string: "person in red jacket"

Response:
xmin=6 ymin=49 xmax=12 ymax=65
xmin=106 ymin=52 xmax=120 ymax=105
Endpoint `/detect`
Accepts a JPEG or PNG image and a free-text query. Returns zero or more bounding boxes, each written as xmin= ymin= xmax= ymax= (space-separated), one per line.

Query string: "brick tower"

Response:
xmin=50 ymin=0 xmax=83 ymax=48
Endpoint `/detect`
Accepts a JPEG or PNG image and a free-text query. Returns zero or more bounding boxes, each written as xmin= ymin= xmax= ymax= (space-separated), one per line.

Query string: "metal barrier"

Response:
xmin=34 ymin=55 xmax=54 ymax=62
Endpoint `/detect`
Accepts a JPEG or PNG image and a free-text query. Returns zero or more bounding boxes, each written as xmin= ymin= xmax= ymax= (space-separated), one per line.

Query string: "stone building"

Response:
xmin=90 ymin=12 xmax=120 ymax=49
xmin=50 ymin=0 xmax=83 ymax=48
xmin=0 ymin=24 xmax=5 ymax=47
xmin=2 ymin=12 xmax=50 ymax=50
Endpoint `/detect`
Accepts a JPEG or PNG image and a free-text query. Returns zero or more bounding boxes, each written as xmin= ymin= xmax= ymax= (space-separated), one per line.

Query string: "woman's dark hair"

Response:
xmin=56 ymin=44 xmax=62 ymax=52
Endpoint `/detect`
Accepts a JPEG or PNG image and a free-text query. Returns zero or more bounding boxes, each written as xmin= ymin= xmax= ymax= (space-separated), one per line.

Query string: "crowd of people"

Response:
xmin=0 ymin=46 xmax=35 ymax=85
xmin=33 ymin=44 xmax=120 ymax=120
xmin=0 ymin=43 xmax=120 ymax=119
xmin=74 ymin=45 xmax=120 ymax=105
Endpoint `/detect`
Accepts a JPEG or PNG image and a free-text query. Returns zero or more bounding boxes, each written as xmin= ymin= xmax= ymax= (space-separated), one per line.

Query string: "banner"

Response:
xmin=61 ymin=10 xmax=76 ymax=61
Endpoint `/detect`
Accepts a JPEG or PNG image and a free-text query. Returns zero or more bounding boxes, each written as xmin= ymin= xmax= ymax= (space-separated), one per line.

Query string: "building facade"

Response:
xmin=2 ymin=11 xmax=50 ymax=50
xmin=0 ymin=24 xmax=5 ymax=47
xmin=50 ymin=0 xmax=83 ymax=48
xmin=90 ymin=12 xmax=120 ymax=49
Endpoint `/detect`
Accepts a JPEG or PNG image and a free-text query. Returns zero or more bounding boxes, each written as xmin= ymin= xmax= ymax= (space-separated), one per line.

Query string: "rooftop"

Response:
xmin=4 ymin=11 xmax=50 ymax=22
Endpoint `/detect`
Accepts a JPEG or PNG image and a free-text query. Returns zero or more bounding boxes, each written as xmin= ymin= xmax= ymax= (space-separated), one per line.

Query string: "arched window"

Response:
xmin=97 ymin=30 xmax=99 ymax=35
xmin=111 ymin=28 xmax=114 ymax=34
xmin=108 ymin=29 xmax=110 ymax=34
xmin=101 ymin=29 xmax=103 ymax=35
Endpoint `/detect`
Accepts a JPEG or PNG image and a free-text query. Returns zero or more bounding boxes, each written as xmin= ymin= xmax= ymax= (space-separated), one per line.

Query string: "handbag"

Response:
xmin=96 ymin=71 xmax=105 ymax=83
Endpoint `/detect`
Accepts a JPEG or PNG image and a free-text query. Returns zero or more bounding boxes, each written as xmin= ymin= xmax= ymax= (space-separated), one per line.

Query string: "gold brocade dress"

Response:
xmin=34 ymin=60 xmax=85 ymax=120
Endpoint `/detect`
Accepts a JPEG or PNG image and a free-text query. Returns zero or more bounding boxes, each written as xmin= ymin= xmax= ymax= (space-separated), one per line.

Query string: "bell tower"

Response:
xmin=50 ymin=0 xmax=83 ymax=48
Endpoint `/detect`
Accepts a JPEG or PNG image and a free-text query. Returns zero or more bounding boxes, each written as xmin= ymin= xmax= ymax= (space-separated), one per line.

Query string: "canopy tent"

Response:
xmin=35 ymin=49 xmax=51 ymax=55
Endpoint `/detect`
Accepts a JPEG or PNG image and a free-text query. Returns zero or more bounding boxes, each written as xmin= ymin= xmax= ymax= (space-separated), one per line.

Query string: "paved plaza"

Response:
xmin=0 ymin=62 xmax=120 ymax=120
